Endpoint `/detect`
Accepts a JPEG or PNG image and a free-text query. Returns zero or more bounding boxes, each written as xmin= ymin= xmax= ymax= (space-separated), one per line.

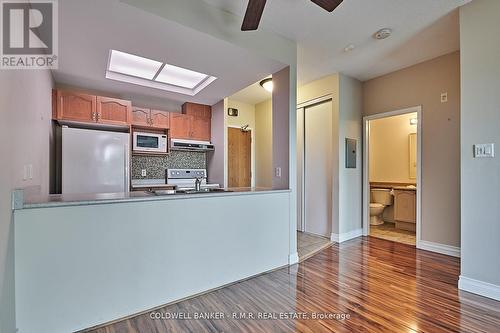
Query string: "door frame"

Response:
xmin=227 ymin=125 xmax=255 ymax=188
xmin=297 ymin=95 xmax=333 ymax=234
xmin=362 ymin=106 xmax=422 ymax=247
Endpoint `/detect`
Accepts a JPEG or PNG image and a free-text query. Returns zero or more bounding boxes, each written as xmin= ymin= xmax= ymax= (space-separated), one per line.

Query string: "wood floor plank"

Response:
xmin=85 ymin=237 xmax=500 ymax=333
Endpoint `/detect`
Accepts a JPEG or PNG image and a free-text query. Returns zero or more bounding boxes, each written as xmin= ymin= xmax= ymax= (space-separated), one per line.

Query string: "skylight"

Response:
xmin=106 ymin=50 xmax=217 ymax=96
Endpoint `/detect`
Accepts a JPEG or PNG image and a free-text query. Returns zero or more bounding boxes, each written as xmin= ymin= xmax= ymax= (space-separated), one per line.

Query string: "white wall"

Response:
xmin=14 ymin=192 xmax=290 ymax=333
xmin=207 ymin=100 xmax=226 ymax=186
xmin=459 ymin=0 xmax=500 ymax=299
xmin=338 ymin=75 xmax=363 ymax=235
xmin=0 ymin=70 xmax=54 ymax=333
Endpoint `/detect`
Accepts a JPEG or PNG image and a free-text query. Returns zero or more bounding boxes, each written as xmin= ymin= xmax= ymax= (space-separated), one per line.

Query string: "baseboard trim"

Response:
xmin=288 ymin=252 xmax=299 ymax=265
xmin=458 ymin=276 xmax=500 ymax=301
xmin=331 ymin=228 xmax=363 ymax=243
xmin=417 ymin=240 xmax=461 ymax=257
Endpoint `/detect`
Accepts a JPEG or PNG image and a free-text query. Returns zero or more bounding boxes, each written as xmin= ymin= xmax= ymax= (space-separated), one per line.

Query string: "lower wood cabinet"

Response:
xmin=394 ymin=190 xmax=416 ymax=223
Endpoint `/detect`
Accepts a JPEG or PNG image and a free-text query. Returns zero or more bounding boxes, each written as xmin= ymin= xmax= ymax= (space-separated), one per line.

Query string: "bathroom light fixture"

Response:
xmin=106 ymin=50 xmax=217 ymax=96
xmin=410 ymin=118 xmax=418 ymax=125
xmin=374 ymin=28 xmax=392 ymax=40
xmin=260 ymin=78 xmax=273 ymax=92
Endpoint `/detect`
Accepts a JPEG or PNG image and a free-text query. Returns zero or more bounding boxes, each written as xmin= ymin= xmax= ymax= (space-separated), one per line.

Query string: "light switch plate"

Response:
xmin=474 ymin=143 xmax=495 ymax=158
xmin=275 ymin=167 xmax=282 ymax=178
xmin=441 ymin=92 xmax=448 ymax=103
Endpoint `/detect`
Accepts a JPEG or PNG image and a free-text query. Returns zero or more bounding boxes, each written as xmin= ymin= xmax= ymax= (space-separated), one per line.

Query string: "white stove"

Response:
xmin=166 ymin=169 xmax=220 ymax=190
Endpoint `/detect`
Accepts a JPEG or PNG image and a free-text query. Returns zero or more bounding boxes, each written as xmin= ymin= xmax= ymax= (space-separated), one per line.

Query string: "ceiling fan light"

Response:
xmin=260 ymin=78 xmax=273 ymax=92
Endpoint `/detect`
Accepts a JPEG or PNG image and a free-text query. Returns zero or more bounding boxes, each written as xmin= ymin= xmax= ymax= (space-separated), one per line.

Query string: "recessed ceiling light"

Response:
xmin=259 ymin=78 xmax=273 ymax=92
xmin=108 ymin=50 xmax=162 ymax=80
xmin=374 ymin=28 xmax=392 ymax=40
xmin=105 ymin=50 xmax=217 ymax=96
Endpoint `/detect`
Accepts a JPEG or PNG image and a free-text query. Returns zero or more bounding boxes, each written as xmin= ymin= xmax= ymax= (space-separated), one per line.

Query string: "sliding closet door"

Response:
xmin=304 ymin=100 xmax=333 ymax=237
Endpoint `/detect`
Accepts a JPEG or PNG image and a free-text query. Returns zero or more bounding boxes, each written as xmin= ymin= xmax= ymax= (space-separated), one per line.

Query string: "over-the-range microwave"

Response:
xmin=133 ymin=132 xmax=168 ymax=153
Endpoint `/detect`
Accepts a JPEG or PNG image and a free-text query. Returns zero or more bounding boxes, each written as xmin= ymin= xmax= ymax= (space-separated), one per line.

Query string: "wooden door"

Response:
xmin=150 ymin=110 xmax=170 ymax=129
xmin=191 ymin=117 xmax=211 ymax=141
xmin=394 ymin=190 xmax=416 ymax=223
xmin=56 ymin=90 xmax=97 ymax=122
xmin=97 ymin=97 xmax=131 ymax=125
xmin=228 ymin=127 xmax=251 ymax=188
xmin=169 ymin=113 xmax=192 ymax=139
xmin=131 ymin=107 xmax=151 ymax=127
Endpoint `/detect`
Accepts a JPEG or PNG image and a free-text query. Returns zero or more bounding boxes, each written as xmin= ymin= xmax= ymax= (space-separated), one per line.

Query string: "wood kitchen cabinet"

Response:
xmin=131 ymin=107 xmax=170 ymax=129
xmin=55 ymin=90 xmax=97 ymax=122
xmin=96 ymin=96 xmax=131 ymax=126
xmin=169 ymin=113 xmax=193 ymax=139
xmin=394 ymin=189 xmax=416 ymax=231
xmin=170 ymin=112 xmax=211 ymax=141
xmin=182 ymin=102 xmax=211 ymax=119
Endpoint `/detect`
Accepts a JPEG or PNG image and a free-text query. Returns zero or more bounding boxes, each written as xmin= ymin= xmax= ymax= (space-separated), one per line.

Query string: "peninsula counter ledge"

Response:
xmin=13 ymin=188 xmax=294 ymax=333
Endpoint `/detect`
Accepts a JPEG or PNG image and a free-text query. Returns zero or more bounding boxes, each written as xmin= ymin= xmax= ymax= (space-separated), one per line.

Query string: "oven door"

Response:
xmin=133 ymin=133 xmax=163 ymax=152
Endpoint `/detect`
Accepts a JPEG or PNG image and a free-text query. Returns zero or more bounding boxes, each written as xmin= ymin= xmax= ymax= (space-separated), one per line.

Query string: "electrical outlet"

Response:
xmin=474 ymin=143 xmax=495 ymax=158
xmin=28 ymin=164 xmax=33 ymax=179
xmin=275 ymin=167 xmax=282 ymax=178
xmin=141 ymin=169 xmax=147 ymax=177
xmin=441 ymin=92 xmax=448 ymax=103
xmin=23 ymin=165 xmax=28 ymax=181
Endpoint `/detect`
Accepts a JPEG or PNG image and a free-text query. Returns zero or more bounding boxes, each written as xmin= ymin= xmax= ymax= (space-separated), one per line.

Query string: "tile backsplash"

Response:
xmin=131 ymin=151 xmax=206 ymax=179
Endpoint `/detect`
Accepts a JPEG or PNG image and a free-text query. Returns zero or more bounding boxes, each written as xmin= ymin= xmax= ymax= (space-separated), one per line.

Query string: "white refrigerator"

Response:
xmin=62 ymin=127 xmax=130 ymax=194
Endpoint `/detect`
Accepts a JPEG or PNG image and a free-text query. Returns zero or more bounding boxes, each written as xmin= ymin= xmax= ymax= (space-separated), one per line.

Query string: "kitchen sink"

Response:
xmin=177 ymin=188 xmax=233 ymax=194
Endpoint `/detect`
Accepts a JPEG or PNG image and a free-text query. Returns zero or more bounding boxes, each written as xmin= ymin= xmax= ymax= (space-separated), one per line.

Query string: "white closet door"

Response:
xmin=304 ymin=101 xmax=333 ymax=237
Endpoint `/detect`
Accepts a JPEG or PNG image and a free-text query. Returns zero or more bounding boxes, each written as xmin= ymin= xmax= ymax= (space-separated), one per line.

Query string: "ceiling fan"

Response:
xmin=241 ymin=0 xmax=343 ymax=31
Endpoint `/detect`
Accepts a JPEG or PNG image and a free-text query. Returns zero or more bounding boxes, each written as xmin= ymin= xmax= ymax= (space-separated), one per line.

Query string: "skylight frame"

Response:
xmin=105 ymin=50 xmax=217 ymax=96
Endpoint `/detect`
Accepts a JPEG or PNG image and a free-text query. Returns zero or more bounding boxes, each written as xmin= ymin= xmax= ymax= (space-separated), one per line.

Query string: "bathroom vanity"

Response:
xmin=393 ymin=187 xmax=417 ymax=231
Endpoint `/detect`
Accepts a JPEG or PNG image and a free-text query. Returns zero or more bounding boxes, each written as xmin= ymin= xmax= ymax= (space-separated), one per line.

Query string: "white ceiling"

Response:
xmin=229 ymin=77 xmax=272 ymax=105
xmin=202 ymin=0 xmax=470 ymax=83
xmin=53 ymin=0 xmax=286 ymax=110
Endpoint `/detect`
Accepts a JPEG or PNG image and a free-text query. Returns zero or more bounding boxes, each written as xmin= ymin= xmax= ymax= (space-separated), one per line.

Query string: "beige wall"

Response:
xmin=369 ymin=113 xmax=418 ymax=184
xmin=459 ymin=0 xmax=500 ymax=290
xmin=363 ymin=51 xmax=460 ymax=247
xmin=0 ymin=69 xmax=54 ymax=333
xmin=255 ymin=99 xmax=273 ymax=188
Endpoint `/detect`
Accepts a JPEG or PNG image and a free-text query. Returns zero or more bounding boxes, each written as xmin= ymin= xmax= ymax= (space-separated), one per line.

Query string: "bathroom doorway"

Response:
xmin=363 ymin=106 xmax=422 ymax=246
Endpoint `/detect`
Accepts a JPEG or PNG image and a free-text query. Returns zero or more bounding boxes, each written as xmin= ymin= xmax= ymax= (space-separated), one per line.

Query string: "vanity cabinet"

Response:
xmin=394 ymin=189 xmax=416 ymax=231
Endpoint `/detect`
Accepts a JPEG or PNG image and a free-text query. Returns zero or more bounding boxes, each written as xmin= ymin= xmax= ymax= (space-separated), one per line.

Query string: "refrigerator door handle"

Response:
xmin=124 ymin=143 xmax=130 ymax=192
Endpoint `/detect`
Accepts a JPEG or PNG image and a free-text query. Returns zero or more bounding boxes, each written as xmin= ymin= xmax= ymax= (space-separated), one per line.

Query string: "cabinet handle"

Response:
xmin=92 ymin=111 xmax=96 ymax=121
xmin=97 ymin=112 xmax=101 ymax=122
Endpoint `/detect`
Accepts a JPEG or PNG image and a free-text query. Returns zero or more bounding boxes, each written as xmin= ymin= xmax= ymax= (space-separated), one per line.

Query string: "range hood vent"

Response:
xmin=170 ymin=139 xmax=214 ymax=152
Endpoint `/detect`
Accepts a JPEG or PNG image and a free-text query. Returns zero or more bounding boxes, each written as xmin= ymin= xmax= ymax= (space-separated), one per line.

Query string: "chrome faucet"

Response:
xmin=194 ymin=177 xmax=202 ymax=191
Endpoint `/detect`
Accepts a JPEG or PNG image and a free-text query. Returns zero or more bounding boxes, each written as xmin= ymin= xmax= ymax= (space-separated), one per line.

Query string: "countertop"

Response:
xmin=392 ymin=186 xmax=417 ymax=191
xmin=16 ymin=188 xmax=291 ymax=210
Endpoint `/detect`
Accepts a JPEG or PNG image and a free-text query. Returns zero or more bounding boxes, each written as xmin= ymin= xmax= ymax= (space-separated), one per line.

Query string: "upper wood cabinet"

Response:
xmin=170 ymin=113 xmax=193 ymax=139
xmin=56 ymin=90 xmax=97 ymax=122
xmin=131 ymin=107 xmax=150 ymax=127
xmin=191 ymin=116 xmax=211 ymax=141
xmin=150 ymin=110 xmax=170 ymax=129
xmin=131 ymin=107 xmax=170 ymax=129
xmin=97 ymin=96 xmax=131 ymax=126
xmin=182 ymin=102 xmax=211 ymax=119
xmin=394 ymin=190 xmax=416 ymax=223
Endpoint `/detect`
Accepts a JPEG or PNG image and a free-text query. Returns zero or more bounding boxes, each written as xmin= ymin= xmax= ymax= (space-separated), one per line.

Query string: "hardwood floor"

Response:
xmin=297 ymin=231 xmax=332 ymax=261
xmin=86 ymin=237 xmax=500 ymax=333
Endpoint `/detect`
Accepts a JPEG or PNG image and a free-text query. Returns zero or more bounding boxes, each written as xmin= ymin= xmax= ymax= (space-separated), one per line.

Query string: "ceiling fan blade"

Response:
xmin=310 ymin=0 xmax=343 ymax=12
xmin=241 ymin=0 xmax=267 ymax=31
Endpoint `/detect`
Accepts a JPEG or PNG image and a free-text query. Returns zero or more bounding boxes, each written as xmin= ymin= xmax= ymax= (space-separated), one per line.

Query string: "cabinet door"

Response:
xmin=56 ymin=90 xmax=97 ymax=122
xmin=169 ymin=113 xmax=192 ymax=139
xmin=191 ymin=116 xmax=211 ymax=141
xmin=182 ymin=102 xmax=211 ymax=119
xmin=97 ymin=96 xmax=131 ymax=125
xmin=150 ymin=110 xmax=170 ymax=129
xmin=131 ymin=107 xmax=151 ymax=127
xmin=394 ymin=191 xmax=416 ymax=223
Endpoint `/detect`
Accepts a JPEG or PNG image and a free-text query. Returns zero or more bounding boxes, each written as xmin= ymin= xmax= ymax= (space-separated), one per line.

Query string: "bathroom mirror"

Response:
xmin=409 ymin=133 xmax=417 ymax=179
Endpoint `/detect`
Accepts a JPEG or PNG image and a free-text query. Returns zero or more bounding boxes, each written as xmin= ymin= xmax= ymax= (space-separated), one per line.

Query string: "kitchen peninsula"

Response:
xmin=13 ymin=188 xmax=292 ymax=333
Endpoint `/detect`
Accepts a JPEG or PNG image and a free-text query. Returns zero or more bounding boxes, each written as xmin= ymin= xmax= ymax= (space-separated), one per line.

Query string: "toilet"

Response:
xmin=370 ymin=188 xmax=393 ymax=225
